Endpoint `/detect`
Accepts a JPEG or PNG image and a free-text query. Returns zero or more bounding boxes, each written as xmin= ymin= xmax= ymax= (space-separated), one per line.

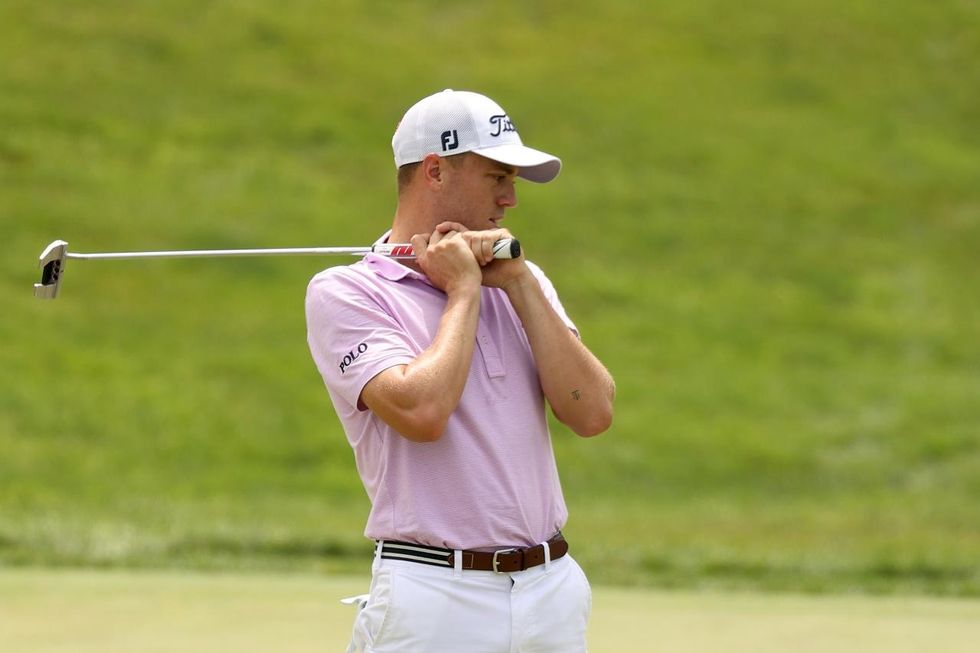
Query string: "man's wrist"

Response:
xmin=445 ymin=275 xmax=483 ymax=298
xmin=500 ymin=267 xmax=535 ymax=299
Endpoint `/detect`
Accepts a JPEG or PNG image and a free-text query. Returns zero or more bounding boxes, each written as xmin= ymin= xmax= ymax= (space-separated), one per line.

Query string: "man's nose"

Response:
xmin=498 ymin=181 xmax=518 ymax=208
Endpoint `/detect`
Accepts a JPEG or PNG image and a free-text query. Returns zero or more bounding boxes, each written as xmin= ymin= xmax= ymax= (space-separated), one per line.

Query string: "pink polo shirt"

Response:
xmin=305 ymin=250 xmax=577 ymax=550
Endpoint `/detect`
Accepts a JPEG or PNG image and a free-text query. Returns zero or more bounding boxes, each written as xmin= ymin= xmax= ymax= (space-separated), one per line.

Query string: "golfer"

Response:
xmin=306 ymin=89 xmax=615 ymax=653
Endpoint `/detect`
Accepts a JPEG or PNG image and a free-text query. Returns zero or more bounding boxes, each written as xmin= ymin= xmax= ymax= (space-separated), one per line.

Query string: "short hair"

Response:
xmin=396 ymin=153 xmax=470 ymax=195
xmin=396 ymin=162 xmax=421 ymax=195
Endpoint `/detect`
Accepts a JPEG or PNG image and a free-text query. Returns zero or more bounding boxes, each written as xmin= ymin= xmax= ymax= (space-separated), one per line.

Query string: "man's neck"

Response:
xmin=388 ymin=212 xmax=425 ymax=273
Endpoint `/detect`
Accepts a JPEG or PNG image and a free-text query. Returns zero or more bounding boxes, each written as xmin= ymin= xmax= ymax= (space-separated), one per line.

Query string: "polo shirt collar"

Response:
xmin=365 ymin=230 xmax=428 ymax=283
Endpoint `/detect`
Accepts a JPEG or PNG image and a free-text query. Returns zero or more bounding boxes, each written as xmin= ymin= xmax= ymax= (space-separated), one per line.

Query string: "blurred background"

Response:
xmin=2 ymin=0 xmax=978 ymax=597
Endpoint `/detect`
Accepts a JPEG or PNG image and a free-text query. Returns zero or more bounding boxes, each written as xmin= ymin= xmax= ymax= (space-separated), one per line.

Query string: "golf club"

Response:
xmin=34 ymin=237 xmax=521 ymax=299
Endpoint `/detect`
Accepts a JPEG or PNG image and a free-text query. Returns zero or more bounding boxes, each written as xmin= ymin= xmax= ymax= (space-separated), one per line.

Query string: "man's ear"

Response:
xmin=420 ymin=153 xmax=445 ymax=189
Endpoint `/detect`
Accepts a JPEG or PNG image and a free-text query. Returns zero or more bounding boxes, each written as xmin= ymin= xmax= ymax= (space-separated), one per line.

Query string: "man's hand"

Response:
xmin=411 ymin=226 xmax=482 ymax=296
xmin=430 ymin=222 xmax=529 ymax=289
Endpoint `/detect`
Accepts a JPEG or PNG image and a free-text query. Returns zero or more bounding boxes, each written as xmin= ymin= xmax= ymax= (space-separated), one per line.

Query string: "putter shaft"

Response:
xmin=64 ymin=246 xmax=379 ymax=260
xmin=34 ymin=238 xmax=521 ymax=299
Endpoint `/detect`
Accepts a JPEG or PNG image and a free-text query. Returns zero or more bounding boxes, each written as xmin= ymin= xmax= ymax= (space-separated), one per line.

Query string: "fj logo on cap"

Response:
xmin=489 ymin=114 xmax=516 ymax=137
xmin=440 ymin=130 xmax=459 ymax=152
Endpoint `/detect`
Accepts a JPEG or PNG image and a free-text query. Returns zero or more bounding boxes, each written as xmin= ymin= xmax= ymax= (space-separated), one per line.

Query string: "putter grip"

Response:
xmin=373 ymin=238 xmax=520 ymax=259
xmin=492 ymin=238 xmax=521 ymax=259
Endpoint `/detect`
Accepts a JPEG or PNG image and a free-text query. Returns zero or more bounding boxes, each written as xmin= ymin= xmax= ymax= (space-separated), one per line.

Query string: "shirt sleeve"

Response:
xmin=525 ymin=260 xmax=579 ymax=338
xmin=305 ymin=267 xmax=417 ymax=410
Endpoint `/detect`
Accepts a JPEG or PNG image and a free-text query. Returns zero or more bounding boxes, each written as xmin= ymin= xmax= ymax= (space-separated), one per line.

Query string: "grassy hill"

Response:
xmin=2 ymin=0 xmax=978 ymax=594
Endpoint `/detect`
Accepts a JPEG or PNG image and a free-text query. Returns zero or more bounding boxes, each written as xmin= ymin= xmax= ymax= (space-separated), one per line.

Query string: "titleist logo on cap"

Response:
xmin=489 ymin=114 xmax=517 ymax=137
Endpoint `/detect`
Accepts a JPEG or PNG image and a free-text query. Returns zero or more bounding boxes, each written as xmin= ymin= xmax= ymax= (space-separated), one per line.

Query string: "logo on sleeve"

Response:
xmin=339 ymin=342 xmax=369 ymax=374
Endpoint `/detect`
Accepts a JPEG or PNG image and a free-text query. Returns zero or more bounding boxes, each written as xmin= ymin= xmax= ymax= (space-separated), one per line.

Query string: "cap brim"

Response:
xmin=472 ymin=143 xmax=562 ymax=183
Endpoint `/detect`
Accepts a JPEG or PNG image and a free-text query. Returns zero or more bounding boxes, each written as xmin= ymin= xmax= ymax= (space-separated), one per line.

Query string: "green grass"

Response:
xmin=3 ymin=568 xmax=980 ymax=653
xmin=2 ymin=1 xmax=979 ymax=595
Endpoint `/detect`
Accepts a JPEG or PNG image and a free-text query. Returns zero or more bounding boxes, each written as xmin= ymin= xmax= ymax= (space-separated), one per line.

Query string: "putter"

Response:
xmin=33 ymin=237 xmax=521 ymax=299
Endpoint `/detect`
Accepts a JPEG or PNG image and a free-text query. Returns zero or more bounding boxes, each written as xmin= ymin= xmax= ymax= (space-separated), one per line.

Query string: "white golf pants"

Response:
xmin=345 ymin=553 xmax=592 ymax=652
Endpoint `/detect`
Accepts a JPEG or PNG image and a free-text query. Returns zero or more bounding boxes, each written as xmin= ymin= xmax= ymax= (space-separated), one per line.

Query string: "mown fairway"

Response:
xmin=3 ymin=568 xmax=980 ymax=653
xmin=2 ymin=0 xmax=979 ymax=595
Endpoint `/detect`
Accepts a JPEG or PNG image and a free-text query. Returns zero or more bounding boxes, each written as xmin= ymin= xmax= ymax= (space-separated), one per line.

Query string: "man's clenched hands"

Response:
xmin=414 ymin=222 xmax=528 ymax=293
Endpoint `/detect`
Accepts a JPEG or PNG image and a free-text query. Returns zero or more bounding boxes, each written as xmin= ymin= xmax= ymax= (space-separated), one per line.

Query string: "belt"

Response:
xmin=378 ymin=533 xmax=569 ymax=573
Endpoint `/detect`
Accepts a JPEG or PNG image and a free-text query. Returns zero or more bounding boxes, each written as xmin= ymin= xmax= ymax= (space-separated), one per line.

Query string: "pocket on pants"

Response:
xmin=349 ymin=570 xmax=393 ymax=652
xmin=505 ymin=555 xmax=593 ymax=653
xmin=553 ymin=555 xmax=593 ymax=643
xmin=569 ymin=555 xmax=593 ymax=621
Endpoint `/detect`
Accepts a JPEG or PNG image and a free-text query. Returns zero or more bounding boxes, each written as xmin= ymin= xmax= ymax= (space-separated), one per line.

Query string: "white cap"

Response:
xmin=392 ymin=89 xmax=562 ymax=183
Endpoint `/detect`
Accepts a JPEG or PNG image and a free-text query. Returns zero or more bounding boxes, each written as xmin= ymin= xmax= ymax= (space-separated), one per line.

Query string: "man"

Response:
xmin=306 ymin=89 xmax=615 ymax=653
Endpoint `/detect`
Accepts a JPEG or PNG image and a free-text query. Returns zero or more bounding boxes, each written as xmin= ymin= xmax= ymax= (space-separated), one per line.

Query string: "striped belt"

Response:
xmin=378 ymin=533 xmax=569 ymax=574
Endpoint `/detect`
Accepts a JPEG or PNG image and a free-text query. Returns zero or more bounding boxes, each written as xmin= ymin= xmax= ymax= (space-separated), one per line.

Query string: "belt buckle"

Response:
xmin=492 ymin=548 xmax=520 ymax=574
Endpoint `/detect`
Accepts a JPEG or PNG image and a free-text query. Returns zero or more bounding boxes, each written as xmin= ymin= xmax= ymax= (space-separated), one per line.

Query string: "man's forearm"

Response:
xmin=504 ymin=273 xmax=615 ymax=437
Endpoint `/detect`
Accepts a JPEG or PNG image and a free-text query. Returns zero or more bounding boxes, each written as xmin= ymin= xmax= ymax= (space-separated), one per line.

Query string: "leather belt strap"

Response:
xmin=379 ymin=533 xmax=569 ymax=573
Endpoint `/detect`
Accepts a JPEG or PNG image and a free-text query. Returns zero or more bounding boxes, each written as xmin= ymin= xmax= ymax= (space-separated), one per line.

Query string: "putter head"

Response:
xmin=34 ymin=240 xmax=68 ymax=299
